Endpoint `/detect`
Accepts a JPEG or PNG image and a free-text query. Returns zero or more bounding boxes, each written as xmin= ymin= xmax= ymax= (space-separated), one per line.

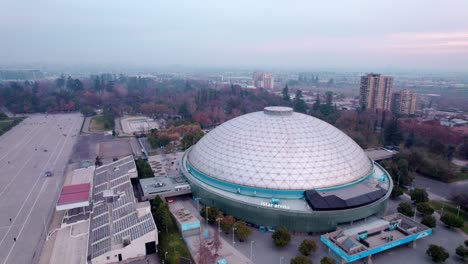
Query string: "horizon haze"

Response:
xmin=1 ymin=0 xmax=468 ymax=71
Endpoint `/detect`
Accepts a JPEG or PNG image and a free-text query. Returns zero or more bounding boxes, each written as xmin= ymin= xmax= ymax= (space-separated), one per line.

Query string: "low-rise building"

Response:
xmin=88 ymin=156 xmax=158 ymax=263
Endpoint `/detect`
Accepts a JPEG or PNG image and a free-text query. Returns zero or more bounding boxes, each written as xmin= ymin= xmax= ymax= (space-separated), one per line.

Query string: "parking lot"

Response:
xmin=0 ymin=113 xmax=83 ymax=264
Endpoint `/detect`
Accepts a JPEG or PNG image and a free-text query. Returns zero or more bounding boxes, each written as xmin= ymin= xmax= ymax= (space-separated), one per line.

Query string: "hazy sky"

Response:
xmin=1 ymin=0 xmax=468 ymax=71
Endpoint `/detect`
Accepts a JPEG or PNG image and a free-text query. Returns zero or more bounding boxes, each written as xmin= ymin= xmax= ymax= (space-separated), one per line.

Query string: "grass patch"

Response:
xmin=151 ymin=197 xmax=194 ymax=264
xmin=0 ymin=117 xmax=24 ymax=136
xmin=158 ymin=229 xmax=193 ymax=264
xmin=428 ymin=200 xmax=468 ymax=234
xmin=89 ymin=115 xmax=106 ymax=132
xmin=454 ymin=171 xmax=468 ymax=181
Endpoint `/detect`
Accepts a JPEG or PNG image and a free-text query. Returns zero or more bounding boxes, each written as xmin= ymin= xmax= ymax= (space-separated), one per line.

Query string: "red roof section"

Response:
xmin=58 ymin=183 xmax=90 ymax=205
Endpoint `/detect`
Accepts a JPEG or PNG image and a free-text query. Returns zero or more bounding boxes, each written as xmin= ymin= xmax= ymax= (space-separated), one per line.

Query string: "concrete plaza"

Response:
xmin=0 ymin=113 xmax=83 ymax=264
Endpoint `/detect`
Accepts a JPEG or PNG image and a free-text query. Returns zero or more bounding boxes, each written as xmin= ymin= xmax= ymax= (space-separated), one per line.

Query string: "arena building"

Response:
xmin=180 ymin=106 xmax=393 ymax=232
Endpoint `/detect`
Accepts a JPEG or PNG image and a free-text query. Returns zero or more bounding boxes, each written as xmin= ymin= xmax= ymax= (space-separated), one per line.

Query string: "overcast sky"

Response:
xmin=1 ymin=0 xmax=468 ymax=71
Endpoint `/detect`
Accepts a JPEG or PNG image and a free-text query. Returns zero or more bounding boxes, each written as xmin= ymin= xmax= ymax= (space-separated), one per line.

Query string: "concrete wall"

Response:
xmin=92 ymin=231 xmax=157 ymax=264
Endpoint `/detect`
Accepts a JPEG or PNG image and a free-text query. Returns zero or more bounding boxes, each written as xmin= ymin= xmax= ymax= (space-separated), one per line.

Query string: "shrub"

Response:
xmin=272 ymin=227 xmax=291 ymax=247
xmin=417 ymin=203 xmax=434 ymax=216
xmin=320 ymin=257 xmax=336 ymax=264
xmin=410 ymin=188 xmax=429 ymax=204
xmin=421 ymin=215 xmax=436 ymax=228
xmin=391 ymin=185 xmax=404 ymax=199
xmin=440 ymin=213 xmax=464 ymax=228
xmin=290 ymin=255 xmax=312 ymax=264
xmin=299 ymin=239 xmax=317 ymax=256
xmin=220 ymin=215 xmax=236 ymax=234
xmin=426 ymin=244 xmax=449 ymax=263
xmin=455 ymin=245 xmax=468 ymax=260
xmin=233 ymin=221 xmax=252 ymax=242
xmin=397 ymin=202 xmax=414 ymax=217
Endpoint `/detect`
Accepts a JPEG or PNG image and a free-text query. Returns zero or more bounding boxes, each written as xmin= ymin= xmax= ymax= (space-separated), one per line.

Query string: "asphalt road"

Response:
xmin=412 ymin=174 xmax=468 ymax=200
xmin=0 ymin=113 xmax=83 ymax=264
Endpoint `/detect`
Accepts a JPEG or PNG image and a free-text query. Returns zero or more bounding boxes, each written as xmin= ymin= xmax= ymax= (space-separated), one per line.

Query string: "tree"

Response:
xmin=293 ymin=90 xmax=307 ymax=114
xmin=417 ymin=203 xmax=434 ymax=216
xmin=156 ymin=203 xmax=172 ymax=233
xmin=234 ymin=221 xmax=252 ymax=242
xmin=455 ymin=245 xmax=468 ymax=261
xmin=55 ymin=74 xmax=65 ymax=89
xmin=95 ymin=156 xmax=102 ymax=167
xmin=320 ymin=257 xmax=336 ymax=264
xmin=440 ymin=213 xmax=464 ymax=228
xmin=405 ymin=131 xmax=416 ymax=148
xmin=397 ymin=202 xmax=414 ymax=217
xmin=410 ymin=188 xmax=429 ymax=204
xmin=178 ymin=103 xmax=192 ymax=120
xmin=220 ymin=215 xmax=236 ymax=234
xmin=325 ymin=91 xmax=333 ymax=106
xmin=181 ymin=129 xmax=204 ymax=150
xmin=421 ymin=215 xmax=437 ymax=228
xmin=282 ymin=85 xmax=291 ymax=101
xmin=135 ymin=159 xmax=154 ymax=179
xmin=200 ymin=206 xmax=219 ymax=224
xmin=272 ymin=227 xmax=291 ymax=247
xmin=213 ymin=228 xmax=222 ymax=256
xmin=290 ymin=255 xmax=312 ymax=264
xmin=451 ymin=191 xmax=468 ymax=211
xmin=391 ymin=185 xmax=404 ymax=199
xmin=426 ymin=244 xmax=449 ymax=263
xmin=313 ymin=93 xmax=321 ymax=111
xmin=299 ymin=239 xmax=317 ymax=256
xmin=384 ymin=119 xmax=403 ymax=146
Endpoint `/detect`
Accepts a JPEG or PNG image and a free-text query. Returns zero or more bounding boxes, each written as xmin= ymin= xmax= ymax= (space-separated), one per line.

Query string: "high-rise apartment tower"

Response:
xmin=392 ymin=89 xmax=417 ymax=115
xmin=359 ymin=74 xmax=393 ymax=111
xmin=253 ymin=72 xmax=274 ymax=90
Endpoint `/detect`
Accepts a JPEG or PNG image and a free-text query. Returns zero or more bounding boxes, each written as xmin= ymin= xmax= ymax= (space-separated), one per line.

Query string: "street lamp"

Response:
xmin=280 ymin=256 xmax=284 ymax=264
xmin=216 ymin=217 xmax=223 ymax=233
xmin=232 ymin=227 xmax=237 ymax=245
xmin=165 ymin=251 xmax=168 ymax=261
xmin=194 ymin=197 xmax=200 ymax=212
xmin=205 ymin=206 xmax=210 ymax=226
xmin=250 ymin=240 xmax=255 ymax=260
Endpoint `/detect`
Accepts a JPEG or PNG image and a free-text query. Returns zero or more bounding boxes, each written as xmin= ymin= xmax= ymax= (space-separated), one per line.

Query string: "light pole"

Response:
xmin=216 ymin=217 xmax=223 ymax=233
xmin=205 ymin=206 xmax=210 ymax=227
xmin=194 ymin=197 xmax=200 ymax=212
xmin=165 ymin=251 xmax=168 ymax=261
xmin=250 ymin=240 xmax=255 ymax=260
xmin=280 ymin=256 xmax=284 ymax=264
xmin=232 ymin=227 xmax=237 ymax=245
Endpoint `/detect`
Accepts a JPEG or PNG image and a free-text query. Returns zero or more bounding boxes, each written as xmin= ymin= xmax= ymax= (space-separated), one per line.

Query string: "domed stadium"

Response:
xmin=180 ymin=106 xmax=393 ymax=232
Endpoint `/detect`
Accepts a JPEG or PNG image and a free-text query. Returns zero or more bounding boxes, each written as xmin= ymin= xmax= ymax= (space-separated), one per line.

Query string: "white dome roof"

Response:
xmin=187 ymin=106 xmax=373 ymax=190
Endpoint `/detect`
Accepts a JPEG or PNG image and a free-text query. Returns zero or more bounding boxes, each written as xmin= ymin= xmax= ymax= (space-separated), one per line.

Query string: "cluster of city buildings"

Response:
xmin=359 ymin=73 xmax=417 ymax=115
xmin=252 ymin=72 xmax=274 ymax=90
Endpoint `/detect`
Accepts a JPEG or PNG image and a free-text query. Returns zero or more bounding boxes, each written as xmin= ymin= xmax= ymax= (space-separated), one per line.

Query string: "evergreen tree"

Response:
xmin=282 ymin=85 xmax=291 ymax=101
xmin=293 ymin=90 xmax=308 ymax=114
xmin=313 ymin=94 xmax=320 ymax=111
xmin=405 ymin=131 xmax=415 ymax=148
xmin=384 ymin=119 xmax=403 ymax=146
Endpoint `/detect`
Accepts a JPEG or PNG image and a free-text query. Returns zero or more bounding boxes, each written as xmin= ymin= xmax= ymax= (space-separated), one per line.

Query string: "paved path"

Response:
xmin=0 ymin=113 xmax=83 ymax=264
xmin=413 ymin=174 xmax=468 ymax=200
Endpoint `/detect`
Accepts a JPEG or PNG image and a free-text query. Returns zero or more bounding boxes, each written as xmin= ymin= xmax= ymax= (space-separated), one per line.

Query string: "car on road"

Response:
xmin=44 ymin=171 xmax=53 ymax=177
